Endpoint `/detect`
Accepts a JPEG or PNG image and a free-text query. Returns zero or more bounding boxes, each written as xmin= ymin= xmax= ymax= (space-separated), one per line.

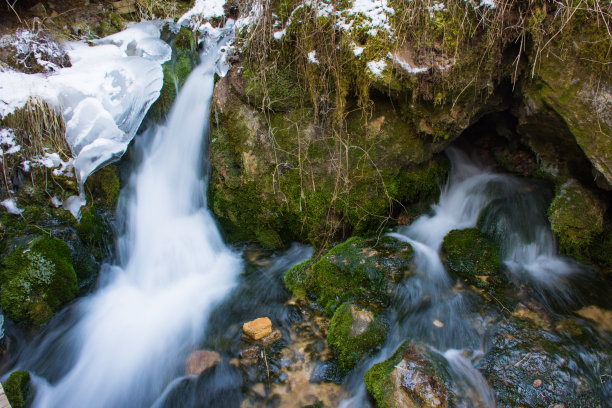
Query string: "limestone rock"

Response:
xmin=185 ymin=350 xmax=221 ymax=376
xmin=243 ymin=317 xmax=273 ymax=340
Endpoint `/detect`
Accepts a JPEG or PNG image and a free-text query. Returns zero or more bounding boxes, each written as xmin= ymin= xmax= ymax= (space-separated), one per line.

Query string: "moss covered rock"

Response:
xmin=364 ymin=342 xmax=453 ymax=408
xmin=3 ymin=370 xmax=33 ymax=408
xmin=327 ymin=302 xmax=387 ymax=374
xmin=284 ymin=236 xmax=413 ymax=313
xmin=0 ymin=236 xmax=78 ymax=325
xmin=85 ymin=165 xmax=120 ymax=212
xmin=441 ymin=228 xmax=505 ymax=295
xmin=547 ymin=180 xmax=606 ymax=261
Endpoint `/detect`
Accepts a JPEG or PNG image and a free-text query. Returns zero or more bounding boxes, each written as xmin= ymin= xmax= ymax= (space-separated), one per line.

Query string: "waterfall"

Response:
xmin=17 ymin=24 xmax=241 ymax=408
xmin=340 ymin=149 xmax=587 ymax=407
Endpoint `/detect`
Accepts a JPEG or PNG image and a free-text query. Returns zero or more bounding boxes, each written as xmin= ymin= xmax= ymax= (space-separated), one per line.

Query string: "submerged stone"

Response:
xmin=478 ymin=316 xmax=611 ymax=407
xmin=185 ymin=350 xmax=221 ymax=376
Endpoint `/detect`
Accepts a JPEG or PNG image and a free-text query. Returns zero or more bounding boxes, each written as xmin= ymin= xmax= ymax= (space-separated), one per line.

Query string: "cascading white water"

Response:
xmin=341 ymin=148 xmax=587 ymax=407
xmin=25 ymin=25 xmax=241 ymax=408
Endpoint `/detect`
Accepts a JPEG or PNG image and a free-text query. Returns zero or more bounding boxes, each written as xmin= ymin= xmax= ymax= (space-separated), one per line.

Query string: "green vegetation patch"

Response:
xmin=0 ymin=236 xmax=78 ymax=325
xmin=327 ymin=302 xmax=387 ymax=374
xmin=284 ymin=235 xmax=413 ymax=313
xmin=3 ymin=370 xmax=33 ymax=408
xmin=548 ymin=180 xmax=606 ymax=262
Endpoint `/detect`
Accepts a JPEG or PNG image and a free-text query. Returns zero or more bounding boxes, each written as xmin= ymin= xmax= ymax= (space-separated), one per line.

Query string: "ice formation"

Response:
xmin=0 ymin=22 xmax=171 ymax=217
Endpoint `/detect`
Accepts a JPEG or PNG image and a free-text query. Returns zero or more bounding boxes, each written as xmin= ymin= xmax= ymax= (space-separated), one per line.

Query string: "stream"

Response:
xmin=2 ymin=18 xmax=610 ymax=408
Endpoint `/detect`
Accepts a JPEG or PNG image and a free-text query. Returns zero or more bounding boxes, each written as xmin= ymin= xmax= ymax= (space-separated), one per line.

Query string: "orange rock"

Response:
xmin=242 ymin=317 xmax=273 ymax=340
xmin=185 ymin=350 xmax=221 ymax=376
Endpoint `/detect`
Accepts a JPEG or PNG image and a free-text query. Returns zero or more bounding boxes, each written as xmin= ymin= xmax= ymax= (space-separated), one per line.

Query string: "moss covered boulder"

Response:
xmin=327 ymin=302 xmax=387 ymax=374
xmin=0 ymin=236 xmax=78 ymax=325
xmin=547 ymin=180 xmax=606 ymax=262
xmin=441 ymin=228 xmax=505 ymax=295
xmin=364 ymin=342 xmax=453 ymax=408
xmin=3 ymin=370 xmax=33 ymax=408
xmin=284 ymin=236 xmax=413 ymax=313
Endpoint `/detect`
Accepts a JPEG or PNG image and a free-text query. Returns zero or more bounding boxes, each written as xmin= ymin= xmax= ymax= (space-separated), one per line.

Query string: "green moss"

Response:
xmin=0 ymin=236 xmax=78 ymax=325
xmin=284 ymin=236 xmax=413 ymax=313
xmin=284 ymin=259 xmax=312 ymax=298
xmin=365 ymin=342 xmax=453 ymax=408
xmin=148 ymin=26 xmax=198 ymax=122
xmin=244 ymin=66 xmax=306 ymax=111
xmin=327 ymin=302 xmax=387 ymax=374
xmin=3 ymin=370 xmax=32 ymax=408
xmin=364 ymin=343 xmax=407 ymax=408
xmin=548 ymin=180 xmax=605 ymax=262
xmin=441 ymin=228 xmax=504 ymax=294
xmin=85 ymin=165 xmax=120 ymax=211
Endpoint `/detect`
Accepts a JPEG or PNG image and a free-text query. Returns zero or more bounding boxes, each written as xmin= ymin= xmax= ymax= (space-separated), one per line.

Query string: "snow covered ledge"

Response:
xmin=0 ymin=21 xmax=171 ymax=218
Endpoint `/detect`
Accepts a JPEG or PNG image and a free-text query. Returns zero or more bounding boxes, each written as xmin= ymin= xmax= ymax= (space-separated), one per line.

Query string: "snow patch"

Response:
xmin=0 ymin=22 xmax=171 ymax=217
xmin=367 ymin=59 xmax=386 ymax=77
xmin=273 ymin=29 xmax=287 ymax=40
xmin=0 ymin=128 xmax=21 ymax=157
xmin=1 ymin=198 xmax=23 ymax=215
xmin=0 ymin=29 xmax=69 ymax=73
xmin=179 ymin=0 xmax=226 ymax=25
xmin=388 ymin=53 xmax=428 ymax=74
xmin=308 ymin=50 xmax=319 ymax=64
xmin=352 ymin=44 xmax=365 ymax=56
xmin=50 ymin=196 xmax=63 ymax=208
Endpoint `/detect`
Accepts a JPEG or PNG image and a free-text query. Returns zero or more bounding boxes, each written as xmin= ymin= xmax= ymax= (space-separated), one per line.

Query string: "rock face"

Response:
xmin=242 ymin=317 xmax=273 ymax=341
xmin=185 ymin=350 xmax=221 ymax=376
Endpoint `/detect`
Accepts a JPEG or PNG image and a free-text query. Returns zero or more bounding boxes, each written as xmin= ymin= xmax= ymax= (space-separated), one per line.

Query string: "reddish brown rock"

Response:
xmin=243 ymin=317 xmax=273 ymax=340
xmin=185 ymin=350 xmax=221 ymax=376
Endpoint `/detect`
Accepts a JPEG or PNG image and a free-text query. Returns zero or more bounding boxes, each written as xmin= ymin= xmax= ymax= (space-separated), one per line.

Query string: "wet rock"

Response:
xmin=327 ymin=302 xmax=387 ymax=374
xmin=243 ymin=317 xmax=273 ymax=340
xmin=441 ymin=228 xmax=509 ymax=304
xmin=478 ymin=317 xmax=610 ymax=407
xmin=365 ymin=342 xmax=452 ymax=408
xmin=185 ymin=350 xmax=221 ymax=376
xmin=260 ymin=328 xmax=283 ymax=346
